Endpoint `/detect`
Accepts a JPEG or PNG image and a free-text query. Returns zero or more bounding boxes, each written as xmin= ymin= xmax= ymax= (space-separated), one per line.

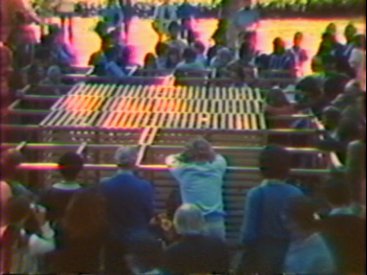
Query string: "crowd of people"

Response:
xmin=0 ymin=0 xmax=366 ymax=274
xmin=0 ymin=139 xmax=365 ymax=274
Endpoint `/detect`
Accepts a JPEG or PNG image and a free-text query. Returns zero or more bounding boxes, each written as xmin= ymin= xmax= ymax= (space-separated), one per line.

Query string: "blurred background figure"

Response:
xmin=153 ymin=0 xmax=178 ymax=41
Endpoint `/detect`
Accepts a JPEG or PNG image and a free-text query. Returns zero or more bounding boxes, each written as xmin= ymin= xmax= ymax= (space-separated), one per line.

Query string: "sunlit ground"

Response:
xmin=39 ymin=16 xmax=364 ymax=75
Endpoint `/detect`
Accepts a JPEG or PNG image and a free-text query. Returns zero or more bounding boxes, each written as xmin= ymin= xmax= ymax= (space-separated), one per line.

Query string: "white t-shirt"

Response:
xmin=349 ymin=48 xmax=366 ymax=91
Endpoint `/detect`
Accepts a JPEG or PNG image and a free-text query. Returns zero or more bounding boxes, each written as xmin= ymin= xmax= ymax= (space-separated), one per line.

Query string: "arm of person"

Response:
xmin=27 ymin=222 xmax=55 ymax=255
xmin=240 ymin=188 xmax=262 ymax=244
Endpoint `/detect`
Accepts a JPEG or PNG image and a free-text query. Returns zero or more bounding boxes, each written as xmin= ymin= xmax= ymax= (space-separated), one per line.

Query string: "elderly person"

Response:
xmin=163 ymin=204 xmax=230 ymax=274
xmin=165 ymin=138 xmax=227 ymax=240
xmin=237 ymin=145 xmax=303 ymax=274
xmin=100 ymin=146 xmax=154 ymax=273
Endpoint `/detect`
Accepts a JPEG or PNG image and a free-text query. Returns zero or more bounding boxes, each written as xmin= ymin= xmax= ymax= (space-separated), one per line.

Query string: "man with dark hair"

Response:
xmin=39 ymin=152 xmax=84 ymax=226
xmin=237 ymin=145 xmax=303 ymax=274
xmin=100 ymin=146 xmax=154 ymax=273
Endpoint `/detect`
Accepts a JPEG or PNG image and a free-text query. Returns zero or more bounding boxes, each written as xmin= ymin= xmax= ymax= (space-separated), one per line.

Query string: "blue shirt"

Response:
xmin=100 ymin=171 xmax=154 ymax=241
xmin=166 ymin=154 xmax=227 ymax=216
xmin=241 ymin=180 xmax=303 ymax=244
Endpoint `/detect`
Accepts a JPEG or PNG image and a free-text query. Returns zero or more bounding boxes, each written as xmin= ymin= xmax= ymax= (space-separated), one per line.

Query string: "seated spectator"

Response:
xmin=324 ymin=22 xmax=337 ymax=36
xmin=46 ymin=189 xmax=107 ymax=273
xmin=166 ymin=21 xmax=187 ymax=54
xmin=210 ymin=47 xmax=233 ymax=76
xmin=1 ymin=196 xmax=55 ymax=274
xmin=176 ymin=47 xmax=205 ymax=71
xmin=287 ymin=32 xmax=308 ymax=77
xmin=321 ymin=106 xmax=341 ymax=139
xmin=89 ymin=35 xmax=113 ymax=75
xmin=50 ymin=27 xmax=76 ymax=72
xmin=165 ymin=137 xmax=227 ymax=240
xmin=349 ymin=34 xmax=366 ymax=90
xmin=143 ymin=53 xmax=158 ymax=70
xmin=39 ymin=152 xmax=84 ymax=229
xmin=192 ymin=40 xmax=207 ymax=67
xmin=40 ymin=66 xmax=64 ymax=88
xmin=163 ymin=204 xmax=230 ymax=274
xmin=265 ymin=37 xmax=296 ymax=78
xmin=154 ymin=42 xmax=169 ymax=70
xmin=237 ymin=146 xmax=303 ymax=274
xmin=295 ymin=76 xmax=325 ymax=118
xmin=317 ymin=117 xmax=361 ymax=163
xmin=207 ymin=27 xmax=226 ymax=66
xmin=323 ymin=74 xmax=350 ymax=104
xmin=165 ymin=46 xmax=182 ymax=70
xmin=265 ymin=88 xmax=296 ymax=129
xmin=104 ymin=46 xmax=127 ymax=78
xmin=332 ymin=79 xmax=364 ymax=111
xmin=283 ymin=196 xmax=337 ymax=274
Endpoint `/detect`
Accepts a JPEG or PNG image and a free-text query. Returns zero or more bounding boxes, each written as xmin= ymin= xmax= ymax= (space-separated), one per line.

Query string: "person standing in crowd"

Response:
xmin=165 ymin=137 xmax=227 ymax=240
xmin=166 ymin=21 xmax=187 ymax=54
xmin=39 ymin=152 xmax=84 ymax=230
xmin=349 ymin=34 xmax=366 ymax=90
xmin=153 ymin=0 xmax=177 ymax=41
xmin=46 ymin=189 xmax=108 ymax=273
xmin=333 ymin=23 xmax=358 ymax=77
xmin=100 ymin=146 xmax=154 ymax=273
xmin=287 ymin=32 xmax=308 ymax=77
xmin=237 ymin=145 xmax=303 ymax=274
xmin=228 ymin=0 xmax=259 ymax=50
xmin=54 ymin=0 xmax=75 ymax=40
xmin=0 ymin=0 xmax=42 ymax=43
xmin=266 ymin=37 xmax=296 ymax=78
xmin=177 ymin=0 xmax=196 ymax=39
xmin=283 ymin=196 xmax=337 ymax=274
xmin=102 ymin=0 xmax=124 ymax=33
xmin=163 ymin=204 xmax=230 ymax=274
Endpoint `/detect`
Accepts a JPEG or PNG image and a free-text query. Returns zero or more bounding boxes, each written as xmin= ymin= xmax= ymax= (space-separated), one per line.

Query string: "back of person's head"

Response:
xmin=353 ymin=34 xmax=366 ymax=49
xmin=296 ymin=76 xmax=322 ymax=99
xmin=273 ymin=37 xmax=286 ymax=54
xmin=285 ymin=196 xmax=318 ymax=232
xmin=293 ymin=32 xmax=303 ymax=46
xmin=216 ymin=47 xmax=232 ymax=63
xmin=323 ymin=75 xmax=350 ymax=102
xmin=239 ymin=41 xmax=253 ymax=61
xmin=265 ymin=88 xmax=290 ymax=107
xmin=322 ymin=106 xmax=341 ymax=130
xmin=259 ymin=145 xmax=291 ymax=179
xmin=182 ymin=137 xmax=216 ymax=163
xmin=344 ymin=23 xmax=358 ymax=41
xmin=58 ymin=152 xmax=84 ymax=181
xmin=46 ymin=65 xmax=62 ymax=82
xmin=143 ymin=52 xmax=157 ymax=68
xmin=3 ymin=196 xmax=31 ymax=225
xmin=173 ymin=204 xmax=205 ymax=235
xmin=0 ymin=149 xmax=23 ymax=180
xmin=155 ymin=42 xmax=169 ymax=58
xmin=193 ymin=41 xmax=205 ymax=55
xmin=182 ymin=47 xmax=197 ymax=63
xmin=114 ymin=146 xmax=138 ymax=168
xmin=322 ymin=177 xmax=351 ymax=207
xmin=63 ymin=189 xmax=107 ymax=238
xmin=168 ymin=21 xmax=181 ymax=37
xmin=325 ymin=22 xmax=337 ymax=35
